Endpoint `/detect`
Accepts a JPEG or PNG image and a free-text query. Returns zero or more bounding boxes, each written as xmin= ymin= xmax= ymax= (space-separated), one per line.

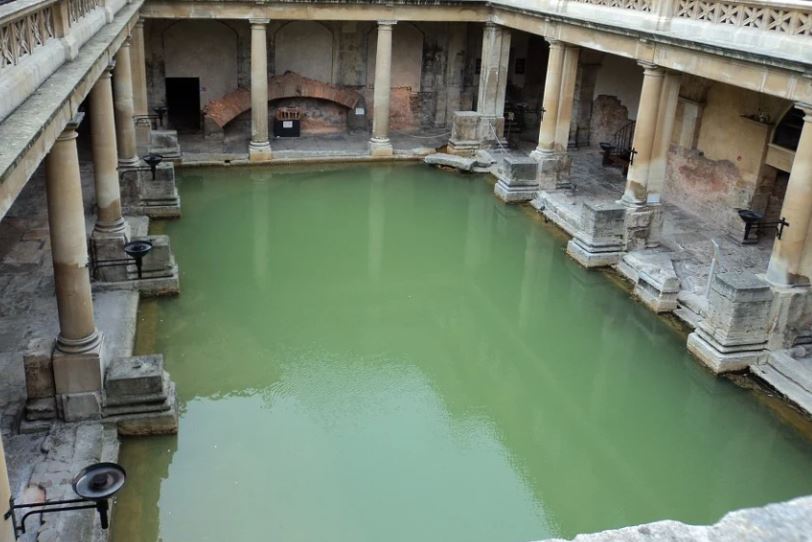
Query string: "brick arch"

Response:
xmin=202 ymin=72 xmax=363 ymax=129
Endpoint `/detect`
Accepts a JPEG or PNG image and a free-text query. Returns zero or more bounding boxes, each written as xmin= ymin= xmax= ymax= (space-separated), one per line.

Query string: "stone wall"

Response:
xmin=145 ymin=19 xmax=478 ymax=134
xmin=664 ymin=80 xmax=790 ymax=235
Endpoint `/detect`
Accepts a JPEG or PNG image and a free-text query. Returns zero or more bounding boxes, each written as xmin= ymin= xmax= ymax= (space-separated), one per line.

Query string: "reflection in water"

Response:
xmin=113 ymin=164 xmax=812 ymax=542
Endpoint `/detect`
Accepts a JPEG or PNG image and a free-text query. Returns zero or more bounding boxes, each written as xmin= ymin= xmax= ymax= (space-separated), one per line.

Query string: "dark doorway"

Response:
xmin=166 ymin=77 xmax=200 ymax=132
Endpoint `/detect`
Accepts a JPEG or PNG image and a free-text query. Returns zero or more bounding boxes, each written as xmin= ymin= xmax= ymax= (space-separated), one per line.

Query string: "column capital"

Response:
xmin=249 ymin=18 xmax=270 ymax=26
xmin=638 ymin=61 xmax=664 ymax=76
xmin=120 ymin=36 xmax=132 ymax=48
xmin=58 ymin=112 xmax=84 ymax=141
xmin=99 ymin=62 xmax=115 ymax=79
xmin=377 ymin=20 xmax=397 ymax=27
xmin=546 ymin=38 xmax=563 ymax=48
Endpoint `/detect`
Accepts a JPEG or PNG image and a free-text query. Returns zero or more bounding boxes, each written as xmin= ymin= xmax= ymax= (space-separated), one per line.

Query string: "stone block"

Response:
xmin=566 ymin=202 xmax=626 ymax=268
xmin=90 ymin=229 xmax=129 ymax=283
xmin=624 ymin=204 xmax=663 ymax=250
xmin=59 ymin=392 xmax=102 ymax=422
xmin=149 ymin=129 xmax=181 ymax=161
xmin=369 ymin=138 xmax=393 ymax=157
xmin=106 ymin=355 xmax=164 ymax=397
xmin=566 ymin=238 xmax=624 ymax=268
xmin=687 ymin=272 xmax=772 ymax=373
xmin=23 ymin=338 xmax=55 ymax=399
xmin=424 ymin=153 xmax=475 ymax=172
xmin=138 ymin=235 xmax=174 ymax=276
xmin=450 ymin=111 xmax=480 ymax=142
xmin=140 ymin=162 xmax=177 ymax=201
xmin=494 ymin=156 xmax=540 ymax=203
xmin=52 ymin=343 xmax=103 ymax=395
xmin=26 ymin=397 xmax=56 ymax=421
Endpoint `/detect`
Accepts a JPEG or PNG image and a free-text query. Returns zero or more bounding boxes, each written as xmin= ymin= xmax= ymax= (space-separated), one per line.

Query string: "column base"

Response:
xmin=369 ymin=137 xmax=393 ymax=157
xmin=52 ymin=334 xmax=105 ymax=421
xmin=249 ymin=140 xmax=273 ymax=161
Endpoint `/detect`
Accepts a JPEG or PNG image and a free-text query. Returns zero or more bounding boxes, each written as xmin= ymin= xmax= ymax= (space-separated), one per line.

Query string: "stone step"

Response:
xmin=752 ymin=363 xmax=812 ymax=415
xmin=768 ymin=351 xmax=812 ymax=391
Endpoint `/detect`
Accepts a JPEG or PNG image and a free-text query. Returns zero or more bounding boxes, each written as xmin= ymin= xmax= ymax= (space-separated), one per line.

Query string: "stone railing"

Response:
xmin=0 ymin=0 xmax=119 ymax=122
xmin=0 ymin=0 xmax=58 ymax=70
xmin=568 ymin=0 xmax=653 ymax=12
xmin=673 ymin=0 xmax=812 ymax=36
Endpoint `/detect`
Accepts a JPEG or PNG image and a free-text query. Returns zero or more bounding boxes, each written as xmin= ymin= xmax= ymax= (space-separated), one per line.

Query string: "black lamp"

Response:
xmin=4 ymin=463 xmax=126 ymax=538
xmin=124 ymin=239 xmax=153 ymax=279
xmin=141 ymin=153 xmax=164 ymax=180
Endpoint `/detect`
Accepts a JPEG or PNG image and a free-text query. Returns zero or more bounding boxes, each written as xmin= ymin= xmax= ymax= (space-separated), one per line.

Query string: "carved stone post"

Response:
xmin=370 ymin=21 xmax=396 ymax=157
xmin=249 ymin=18 xmax=272 ymax=161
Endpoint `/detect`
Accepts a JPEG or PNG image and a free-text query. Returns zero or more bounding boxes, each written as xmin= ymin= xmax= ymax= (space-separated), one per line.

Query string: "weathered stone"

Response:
xmin=51 ymin=342 xmax=104 ymax=395
xmin=447 ymin=111 xmax=481 ymax=156
xmin=23 ymin=338 xmax=55 ymax=399
xmin=424 ymin=153 xmax=475 ymax=172
xmin=58 ymin=392 xmax=102 ymax=422
xmin=688 ymin=272 xmax=773 ymax=373
xmin=566 ymin=202 xmax=626 ymax=268
xmin=149 ymin=129 xmax=181 ymax=161
xmin=105 ymin=355 xmax=164 ymax=397
xmin=494 ymin=156 xmax=540 ymax=203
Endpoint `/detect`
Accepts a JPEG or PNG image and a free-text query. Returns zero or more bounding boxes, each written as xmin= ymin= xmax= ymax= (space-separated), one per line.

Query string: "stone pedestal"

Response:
xmin=121 ymin=162 xmax=181 ymax=218
xmin=494 ymin=156 xmax=539 ymax=203
xmin=53 ymin=341 xmax=104 ymax=421
xmin=103 ymin=355 xmax=178 ymax=435
xmin=766 ymin=284 xmax=812 ymax=350
xmin=149 ymin=129 xmax=181 ymax=162
xmin=448 ymin=111 xmax=482 ymax=156
xmin=687 ymin=272 xmax=773 ymax=373
xmin=90 ymin=225 xmax=131 ymax=283
xmin=534 ymin=152 xmax=573 ymax=190
xmin=623 ymin=203 xmax=663 ymax=250
xmin=566 ymin=202 xmax=626 ymax=267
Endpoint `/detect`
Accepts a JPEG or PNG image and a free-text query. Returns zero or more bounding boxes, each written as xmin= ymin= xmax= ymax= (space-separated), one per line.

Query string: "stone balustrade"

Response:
xmin=0 ymin=0 xmax=124 ymax=123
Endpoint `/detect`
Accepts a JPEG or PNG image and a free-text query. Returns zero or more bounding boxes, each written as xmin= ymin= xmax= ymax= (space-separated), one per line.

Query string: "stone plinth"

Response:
xmin=90 ymin=224 xmax=131 ymax=283
xmin=494 ymin=156 xmax=539 ymax=203
xmin=149 ymin=130 xmax=181 ymax=162
xmin=766 ymin=284 xmax=812 ymax=351
xmin=122 ymin=162 xmax=181 ymax=218
xmin=566 ymin=202 xmax=626 ymax=268
xmin=628 ymin=253 xmax=680 ymax=313
xmin=687 ymin=272 xmax=773 ymax=373
xmin=52 ymin=339 xmax=105 ymax=421
xmin=623 ymin=203 xmax=663 ymax=250
xmin=103 ymin=354 xmax=178 ymax=435
xmin=448 ymin=111 xmax=482 ymax=156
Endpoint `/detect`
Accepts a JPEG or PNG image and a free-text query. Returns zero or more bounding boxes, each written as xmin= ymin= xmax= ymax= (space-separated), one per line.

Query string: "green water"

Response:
xmin=112 ymin=163 xmax=812 ymax=542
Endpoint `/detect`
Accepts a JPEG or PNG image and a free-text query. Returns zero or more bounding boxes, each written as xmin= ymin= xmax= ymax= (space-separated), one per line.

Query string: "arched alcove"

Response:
xmin=366 ymin=23 xmax=423 ymax=91
xmin=274 ymin=22 xmax=334 ymax=83
xmin=773 ymin=107 xmax=804 ymax=151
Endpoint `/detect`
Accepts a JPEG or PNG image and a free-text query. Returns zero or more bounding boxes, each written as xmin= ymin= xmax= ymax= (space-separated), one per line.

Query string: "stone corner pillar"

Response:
xmin=249 ymin=18 xmax=272 ymax=161
xmin=476 ymin=22 xmax=510 ymax=147
xmin=45 ymin=114 xmax=104 ymax=421
xmin=369 ymin=20 xmax=396 ymax=157
xmin=766 ymin=104 xmax=812 ymax=288
xmin=620 ymin=61 xmax=665 ymax=207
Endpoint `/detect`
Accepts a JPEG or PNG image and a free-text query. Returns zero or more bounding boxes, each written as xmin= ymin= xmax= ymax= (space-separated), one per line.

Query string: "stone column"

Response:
xmin=766 ymin=104 xmax=812 ymax=287
xmin=530 ymin=40 xmax=565 ymax=160
xmin=646 ymin=72 xmax=681 ymax=203
xmin=113 ymin=39 xmax=139 ymax=168
xmin=370 ymin=21 xmax=396 ymax=157
xmin=131 ymin=18 xmax=151 ymax=150
xmin=46 ymin=116 xmax=104 ymax=420
xmin=553 ymin=45 xmax=580 ymax=153
xmin=621 ymin=62 xmax=665 ymax=206
xmin=90 ymin=65 xmax=126 ymax=235
xmin=249 ymin=18 xmax=272 ymax=161
xmin=476 ymin=22 xmax=511 ymax=143
xmin=47 ymin=117 xmax=100 ymax=353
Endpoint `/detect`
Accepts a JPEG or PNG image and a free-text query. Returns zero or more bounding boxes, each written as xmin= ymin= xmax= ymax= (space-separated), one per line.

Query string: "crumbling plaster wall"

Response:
xmin=589 ymin=54 xmax=642 ymax=147
xmin=664 ymin=79 xmax=790 ymax=234
xmin=145 ymin=19 xmax=475 ymax=134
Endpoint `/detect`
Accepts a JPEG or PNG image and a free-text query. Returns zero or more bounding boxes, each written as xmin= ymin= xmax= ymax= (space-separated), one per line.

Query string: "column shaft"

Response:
xmin=113 ymin=41 xmax=139 ymax=167
xmin=534 ymin=40 xmax=565 ymax=156
xmin=249 ymin=19 xmax=272 ymax=161
xmin=90 ymin=68 xmax=125 ymax=233
xmin=553 ymin=45 xmax=580 ymax=153
xmin=622 ymin=63 xmax=665 ymax=205
xmin=0 ymin=436 xmax=12 ymax=542
xmin=130 ymin=18 xmax=150 ymax=148
xmin=46 ymin=118 xmax=100 ymax=352
xmin=767 ymin=106 xmax=812 ymax=286
xmin=646 ymin=72 xmax=681 ymax=202
xmin=477 ymin=23 xmax=510 ymax=118
xmin=370 ymin=21 xmax=395 ymax=156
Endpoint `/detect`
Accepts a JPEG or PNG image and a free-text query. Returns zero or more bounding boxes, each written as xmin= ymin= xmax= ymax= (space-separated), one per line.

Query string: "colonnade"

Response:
xmin=248 ymin=19 xmax=397 ymax=160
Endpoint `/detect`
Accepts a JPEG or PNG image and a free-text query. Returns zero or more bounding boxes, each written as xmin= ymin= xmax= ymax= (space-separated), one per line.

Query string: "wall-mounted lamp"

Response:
xmin=4 ymin=463 xmax=126 ymax=539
